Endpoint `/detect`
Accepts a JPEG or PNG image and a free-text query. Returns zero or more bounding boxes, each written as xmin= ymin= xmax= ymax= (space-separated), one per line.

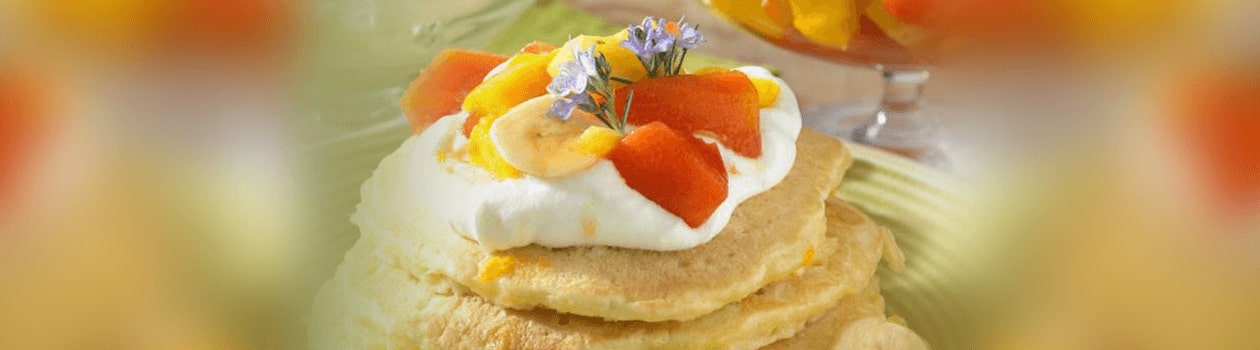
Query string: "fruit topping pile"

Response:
xmin=399 ymin=16 xmax=783 ymax=228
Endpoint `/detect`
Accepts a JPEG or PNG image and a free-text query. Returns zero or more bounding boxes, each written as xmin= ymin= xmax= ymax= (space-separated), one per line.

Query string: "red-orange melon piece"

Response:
xmin=615 ymin=71 xmax=763 ymax=158
xmin=607 ymin=122 xmax=728 ymax=227
xmin=399 ymin=49 xmax=508 ymax=134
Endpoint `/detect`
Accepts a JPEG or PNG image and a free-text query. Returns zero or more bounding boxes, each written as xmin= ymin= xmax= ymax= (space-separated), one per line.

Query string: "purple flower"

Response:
xmin=676 ymin=22 xmax=705 ymax=49
xmin=547 ymin=61 xmax=588 ymax=96
xmin=547 ymin=47 xmax=601 ymax=121
xmin=621 ymin=17 xmax=674 ymax=58
xmin=620 ymin=29 xmax=654 ymax=57
xmin=574 ymin=45 xmax=600 ymax=77
xmin=547 ymin=94 xmax=590 ymax=120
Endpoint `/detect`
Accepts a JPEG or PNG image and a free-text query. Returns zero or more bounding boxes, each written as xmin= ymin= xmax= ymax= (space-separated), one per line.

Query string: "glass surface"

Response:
xmin=305 ymin=0 xmax=535 ymax=134
xmin=702 ymin=0 xmax=948 ymax=165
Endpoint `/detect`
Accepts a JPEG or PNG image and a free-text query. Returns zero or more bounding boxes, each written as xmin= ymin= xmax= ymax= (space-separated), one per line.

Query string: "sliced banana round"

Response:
xmin=835 ymin=317 xmax=929 ymax=350
xmin=489 ymin=96 xmax=618 ymax=178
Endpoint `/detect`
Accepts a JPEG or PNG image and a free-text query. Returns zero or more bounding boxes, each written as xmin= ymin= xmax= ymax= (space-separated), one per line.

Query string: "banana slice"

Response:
xmin=489 ymin=96 xmax=620 ymax=178
xmin=835 ymin=317 xmax=930 ymax=350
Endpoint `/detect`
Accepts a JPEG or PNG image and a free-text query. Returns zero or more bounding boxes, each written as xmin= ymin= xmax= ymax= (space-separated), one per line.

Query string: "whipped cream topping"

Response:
xmin=400 ymin=67 xmax=801 ymax=251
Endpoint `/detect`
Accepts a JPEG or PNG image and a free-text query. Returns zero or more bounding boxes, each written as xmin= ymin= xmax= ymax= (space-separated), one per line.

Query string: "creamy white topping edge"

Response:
xmin=391 ymin=66 xmax=801 ymax=251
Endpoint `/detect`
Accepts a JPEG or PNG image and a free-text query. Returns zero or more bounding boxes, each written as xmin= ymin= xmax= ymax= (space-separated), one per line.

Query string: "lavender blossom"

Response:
xmin=676 ymin=22 xmax=705 ymax=49
xmin=547 ymin=93 xmax=590 ymax=121
xmin=547 ymin=61 xmax=588 ymax=97
xmin=620 ymin=15 xmax=706 ymax=76
xmin=573 ymin=45 xmax=600 ymax=77
xmin=621 ymin=17 xmax=674 ymax=58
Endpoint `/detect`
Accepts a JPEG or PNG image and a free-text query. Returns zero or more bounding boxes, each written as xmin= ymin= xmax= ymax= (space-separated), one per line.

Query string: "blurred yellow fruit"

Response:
xmin=763 ymin=0 xmax=795 ymax=28
xmin=468 ymin=117 xmax=523 ymax=180
xmin=547 ymin=31 xmax=646 ymax=87
xmin=787 ymin=0 xmax=861 ymax=49
xmin=18 ymin=0 xmax=168 ymax=49
xmin=749 ymin=77 xmax=781 ymax=107
xmin=708 ymin=0 xmax=788 ymax=39
xmin=864 ymin=0 xmax=935 ymax=48
xmin=1053 ymin=0 xmax=1200 ymax=47
xmin=575 ymin=126 xmax=622 ymax=157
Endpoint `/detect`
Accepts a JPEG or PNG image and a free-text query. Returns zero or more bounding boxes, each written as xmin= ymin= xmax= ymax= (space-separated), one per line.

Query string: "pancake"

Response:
xmin=353 ymin=129 xmax=853 ymax=322
xmin=311 ymin=198 xmax=897 ymax=349
xmin=763 ymin=278 xmax=928 ymax=350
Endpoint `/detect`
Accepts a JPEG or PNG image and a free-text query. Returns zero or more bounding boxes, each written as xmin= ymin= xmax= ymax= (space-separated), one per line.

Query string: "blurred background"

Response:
xmin=1 ymin=0 xmax=1258 ymax=349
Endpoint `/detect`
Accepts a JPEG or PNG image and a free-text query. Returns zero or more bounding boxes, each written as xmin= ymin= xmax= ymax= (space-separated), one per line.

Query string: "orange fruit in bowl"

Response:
xmin=764 ymin=0 xmax=795 ymax=28
xmin=615 ymin=71 xmax=762 ymax=158
xmin=709 ymin=0 xmax=790 ymax=39
xmin=786 ymin=0 xmax=862 ymax=49
xmin=866 ymin=0 xmax=937 ymax=48
xmin=607 ymin=122 xmax=728 ymax=228
xmin=399 ymin=49 xmax=508 ymax=134
xmin=883 ymin=0 xmax=940 ymax=28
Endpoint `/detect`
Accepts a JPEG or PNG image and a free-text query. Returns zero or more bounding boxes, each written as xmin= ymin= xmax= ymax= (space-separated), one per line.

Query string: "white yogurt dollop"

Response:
xmin=397 ymin=67 xmax=801 ymax=251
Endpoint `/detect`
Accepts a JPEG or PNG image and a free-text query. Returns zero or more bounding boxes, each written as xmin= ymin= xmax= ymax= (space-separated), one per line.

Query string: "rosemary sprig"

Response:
xmin=620 ymin=16 xmax=706 ymax=77
xmin=546 ymin=46 xmax=634 ymax=134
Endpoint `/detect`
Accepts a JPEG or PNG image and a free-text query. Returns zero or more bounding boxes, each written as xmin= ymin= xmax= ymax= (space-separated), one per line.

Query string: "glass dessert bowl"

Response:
xmin=702 ymin=0 xmax=1004 ymax=164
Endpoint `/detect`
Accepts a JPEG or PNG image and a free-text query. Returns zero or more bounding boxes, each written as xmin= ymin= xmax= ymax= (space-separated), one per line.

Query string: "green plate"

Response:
xmin=838 ymin=144 xmax=971 ymax=350
xmin=309 ymin=117 xmax=972 ymax=349
xmin=305 ymin=2 xmax=973 ymax=347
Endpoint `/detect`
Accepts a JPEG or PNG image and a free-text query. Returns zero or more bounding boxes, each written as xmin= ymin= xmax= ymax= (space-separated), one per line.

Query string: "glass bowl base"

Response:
xmin=803 ymin=103 xmax=951 ymax=170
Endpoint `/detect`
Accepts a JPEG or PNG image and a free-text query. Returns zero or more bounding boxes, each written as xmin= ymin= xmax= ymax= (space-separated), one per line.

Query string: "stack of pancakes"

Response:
xmin=311 ymin=130 xmax=926 ymax=349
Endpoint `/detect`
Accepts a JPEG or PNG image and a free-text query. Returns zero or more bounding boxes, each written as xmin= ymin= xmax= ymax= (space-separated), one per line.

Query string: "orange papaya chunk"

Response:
xmin=615 ymin=71 xmax=762 ymax=157
xmin=607 ymin=122 xmax=728 ymax=228
xmin=399 ymin=49 xmax=508 ymax=134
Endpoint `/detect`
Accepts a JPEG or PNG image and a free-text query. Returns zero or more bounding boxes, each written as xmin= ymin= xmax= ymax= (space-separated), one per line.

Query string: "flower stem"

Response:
xmin=675 ymin=49 xmax=689 ymax=75
xmin=620 ymin=90 xmax=635 ymax=134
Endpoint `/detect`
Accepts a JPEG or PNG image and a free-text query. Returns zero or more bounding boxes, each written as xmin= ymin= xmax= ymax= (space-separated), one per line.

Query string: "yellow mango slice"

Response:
xmin=499 ymin=51 xmax=544 ymax=72
xmin=865 ymin=0 xmax=935 ymax=48
xmin=787 ymin=0 xmax=861 ymax=49
xmin=547 ymin=31 xmax=647 ymax=87
xmin=462 ymin=50 xmax=556 ymax=124
xmin=575 ymin=126 xmax=622 ymax=157
xmin=750 ymin=77 xmax=781 ymax=107
xmin=709 ymin=0 xmax=788 ymax=39
xmin=468 ymin=116 xmax=522 ymax=180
